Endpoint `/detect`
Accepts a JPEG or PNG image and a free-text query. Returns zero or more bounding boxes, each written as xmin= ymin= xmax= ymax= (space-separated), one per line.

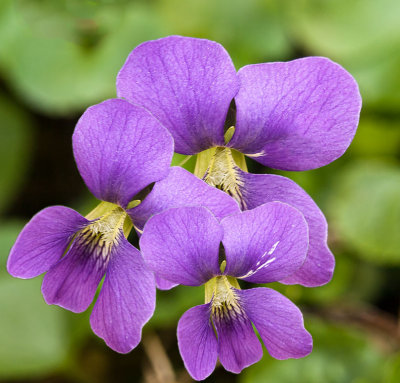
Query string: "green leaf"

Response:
xmin=385 ymin=353 xmax=400 ymax=383
xmin=284 ymin=0 xmax=400 ymax=111
xmin=285 ymin=0 xmax=400 ymax=60
xmin=0 ymin=221 xmax=69 ymax=378
xmin=0 ymin=220 xmax=24 ymax=271
xmin=170 ymin=153 xmax=196 ymax=173
xmin=0 ymin=1 xmax=166 ymax=114
xmin=148 ymin=285 xmax=203 ymax=328
xmin=0 ymin=0 xmax=291 ymax=115
xmin=329 ymin=161 xmax=400 ymax=264
xmin=159 ymin=0 xmax=291 ymax=68
xmin=349 ymin=118 xmax=400 ymax=158
xmin=0 ymin=93 xmax=32 ymax=213
xmin=301 ymin=252 xmax=384 ymax=304
xmin=241 ymin=318 xmax=386 ymax=383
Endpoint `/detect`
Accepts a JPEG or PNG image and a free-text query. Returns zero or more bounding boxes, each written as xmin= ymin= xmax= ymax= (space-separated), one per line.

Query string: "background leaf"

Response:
xmin=241 ymin=318 xmax=387 ymax=383
xmin=0 ymin=222 xmax=69 ymax=378
xmin=0 ymin=93 xmax=32 ymax=214
xmin=284 ymin=0 xmax=400 ymax=111
xmin=328 ymin=161 xmax=400 ymax=264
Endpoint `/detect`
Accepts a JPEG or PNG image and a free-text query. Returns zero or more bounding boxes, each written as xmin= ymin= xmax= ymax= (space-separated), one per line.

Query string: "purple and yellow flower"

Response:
xmin=117 ymin=35 xmax=362 ymax=287
xmin=7 ymin=98 xmax=239 ymax=352
xmin=140 ymin=203 xmax=312 ymax=380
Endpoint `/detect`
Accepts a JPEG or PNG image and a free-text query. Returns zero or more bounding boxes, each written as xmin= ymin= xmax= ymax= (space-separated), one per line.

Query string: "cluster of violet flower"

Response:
xmin=7 ymin=36 xmax=361 ymax=380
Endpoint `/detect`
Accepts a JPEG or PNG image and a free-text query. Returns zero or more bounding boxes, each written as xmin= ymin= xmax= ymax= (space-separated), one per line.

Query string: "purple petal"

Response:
xmin=177 ymin=303 xmax=218 ymax=381
xmin=155 ymin=275 xmax=178 ymax=291
xmin=90 ymin=238 xmax=155 ymax=353
xmin=231 ymin=57 xmax=361 ymax=171
xmin=140 ymin=207 xmax=222 ymax=286
xmin=221 ymin=202 xmax=309 ymax=283
xmin=128 ymin=166 xmax=240 ymax=231
xmin=7 ymin=206 xmax=87 ymax=279
xmin=73 ymin=98 xmax=173 ymax=207
xmin=213 ymin=299 xmax=262 ymax=374
xmin=238 ymin=287 xmax=312 ymax=359
xmin=41 ymin=226 xmax=114 ymax=313
xmin=238 ymin=171 xmax=334 ymax=286
xmin=117 ymin=36 xmax=239 ymax=154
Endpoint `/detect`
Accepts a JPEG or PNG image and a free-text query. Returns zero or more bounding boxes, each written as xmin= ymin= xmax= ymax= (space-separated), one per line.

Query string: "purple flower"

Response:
xmin=7 ymin=98 xmax=239 ymax=353
xmin=140 ymin=203 xmax=313 ymax=380
xmin=116 ymin=36 xmax=362 ymax=287
xmin=117 ymin=35 xmax=361 ymax=170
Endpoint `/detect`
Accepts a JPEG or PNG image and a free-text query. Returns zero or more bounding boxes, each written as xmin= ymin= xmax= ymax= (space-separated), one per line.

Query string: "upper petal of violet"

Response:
xmin=117 ymin=36 xmax=239 ymax=155
xmin=7 ymin=206 xmax=87 ymax=279
xmin=73 ymin=98 xmax=173 ymax=208
xmin=221 ymin=202 xmax=309 ymax=283
xmin=140 ymin=206 xmax=222 ymax=286
xmin=231 ymin=57 xmax=361 ymax=171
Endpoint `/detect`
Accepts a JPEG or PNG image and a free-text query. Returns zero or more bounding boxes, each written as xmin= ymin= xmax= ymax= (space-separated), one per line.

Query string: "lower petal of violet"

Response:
xmin=177 ymin=303 xmax=218 ymax=381
xmin=237 ymin=170 xmax=334 ymax=287
xmin=213 ymin=298 xmax=263 ymax=374
xmin=238 ymin=287 xmax=312 ymax=360
xmin=7 ymin=206 xmax=88 ymax=279
xmin=90 ymin=238 xmax=155 ymax=353
xmin=41 ymin=226 xmax=112 ymax=313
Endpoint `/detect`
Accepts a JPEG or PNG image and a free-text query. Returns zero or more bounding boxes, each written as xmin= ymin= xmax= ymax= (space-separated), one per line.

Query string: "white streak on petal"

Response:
xmin=238 ymin=241 xmax=280 ymax=279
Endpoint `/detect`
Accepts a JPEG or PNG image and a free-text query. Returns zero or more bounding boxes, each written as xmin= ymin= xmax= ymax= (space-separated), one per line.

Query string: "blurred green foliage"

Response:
xmin=0 ymin=222 xmax=69 ymax=378
xmin=0 ymin=0 xmax=399 ymax=382
xmin=241 ymin=318 xmax=388 ymax=383
xmin=285 ymin=0 xmax=400 ymax=111
xmin=0 ymin=93 xmax=32 ymax=213
xmin=330 ymin=161 xmax=400 ymax=265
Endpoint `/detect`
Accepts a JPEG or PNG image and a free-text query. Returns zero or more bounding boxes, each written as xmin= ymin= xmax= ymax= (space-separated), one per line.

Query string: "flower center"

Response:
xmin=205 ymin=275 xmax=242 ymax=320
xmin=195 ymin=146 xmax=248 ymax=209
xmin=82 ymin=207 xmax=126 ymax=253
xmin=72 ymin=202 xmax=133 ymax=268
xmin=85 ymin=201 xmax=133 ymax=237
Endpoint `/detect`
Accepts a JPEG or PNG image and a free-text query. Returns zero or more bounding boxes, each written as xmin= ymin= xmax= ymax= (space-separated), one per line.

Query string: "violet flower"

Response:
xmin=140 ymin=203 xmax=312 ymax=380
xmin=117 ymin=36 xmax=362 ymax=287
xmin=7 ymin=98 xmax=239 ymax=353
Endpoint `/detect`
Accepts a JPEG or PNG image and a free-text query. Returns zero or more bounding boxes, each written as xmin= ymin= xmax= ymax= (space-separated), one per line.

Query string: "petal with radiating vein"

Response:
xmin=117 ymin=36 xmax=239 ymax=154
xmin=177 ymin=303 xmax=218 ymax=381
xmin=154 ymin=275 xmax=177 ymax=291
xmin=128 ymin=166 xmax=240 ymax=231
xmin=238 ymin=287 xmax=313 ymax=359
xmin=90 ymin=238 xmax=155 ymax=353
xmin=237 ymin=170 xmax=334 ymax=286
xmin=73 ymin=98 xmax=173 ymax=208
xmin=232 ymin=57 xmax=361 ymax=170
xmin=7 ymin=206 xmax=87 ymax=279
xmin=221 ymin=202 xmax=309 ymax=283
xmin=140 ymin=206 xmax=222 ymax=286
xmin=41 ymin=228 xmax=112 ymax=313
xmin=214 ymin=301 xmax=262 ymax=374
